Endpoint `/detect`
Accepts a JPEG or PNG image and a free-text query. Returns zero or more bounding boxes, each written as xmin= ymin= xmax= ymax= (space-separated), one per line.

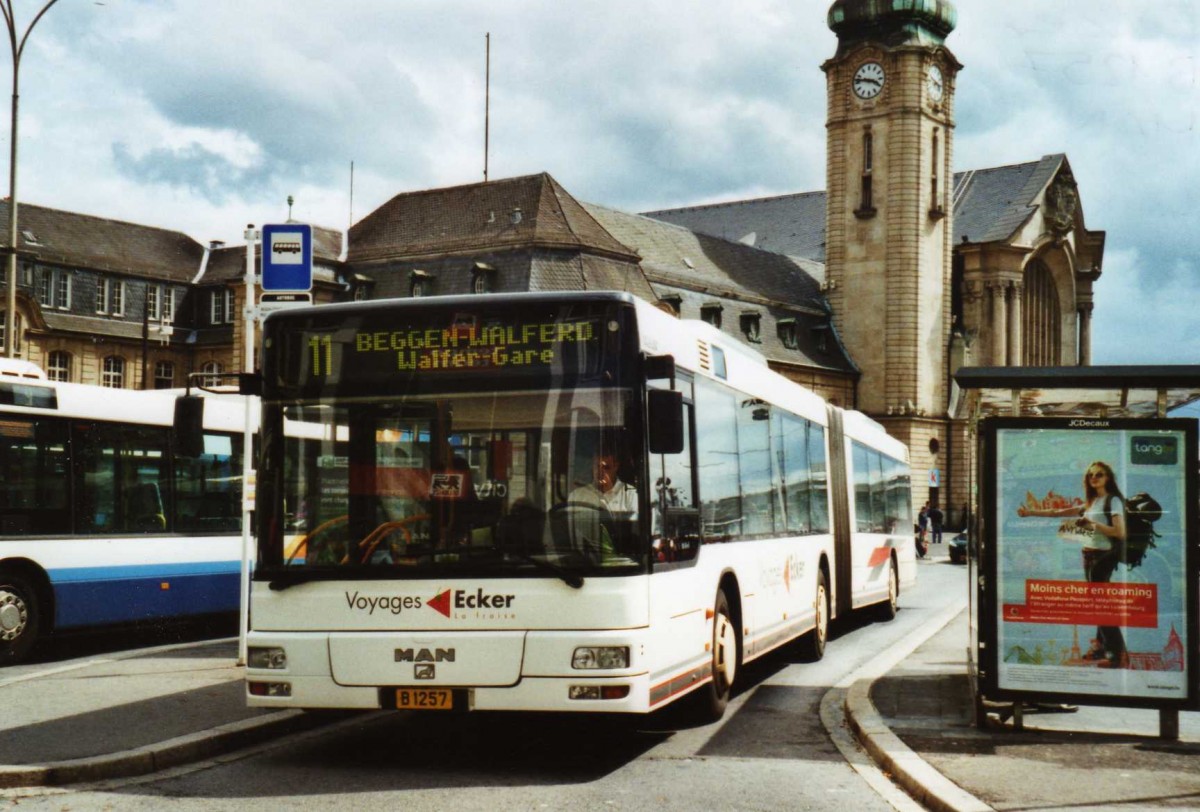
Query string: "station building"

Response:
xmin=0 ymin=1 xmax=1104 ymax=525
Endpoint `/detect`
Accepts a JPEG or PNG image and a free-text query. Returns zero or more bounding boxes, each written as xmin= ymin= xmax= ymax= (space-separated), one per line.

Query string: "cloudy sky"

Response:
xmin=4 ymin=0 xmax=1198 ymax=365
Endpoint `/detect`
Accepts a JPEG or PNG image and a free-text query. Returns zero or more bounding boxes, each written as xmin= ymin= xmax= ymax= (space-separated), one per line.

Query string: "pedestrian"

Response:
xmin=929 ymin=504 xmax=944 ymax=544
xmin=917 ymin=503 xmax=929 ymax=547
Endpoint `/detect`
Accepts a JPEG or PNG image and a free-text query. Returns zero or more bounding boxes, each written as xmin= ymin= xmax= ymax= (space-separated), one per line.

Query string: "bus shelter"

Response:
xmin=951 ymin=366 xmax=1200 ymax=739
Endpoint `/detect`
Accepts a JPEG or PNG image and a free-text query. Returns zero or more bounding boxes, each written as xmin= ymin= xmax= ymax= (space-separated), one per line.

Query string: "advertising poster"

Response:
xmin=990 ymin=418 xmax=1195 ymax=705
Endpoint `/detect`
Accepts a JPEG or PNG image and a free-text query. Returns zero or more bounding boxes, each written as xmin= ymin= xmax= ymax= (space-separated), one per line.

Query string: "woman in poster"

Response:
xmin=1016 ymin=461 xmax=1129 ymax=669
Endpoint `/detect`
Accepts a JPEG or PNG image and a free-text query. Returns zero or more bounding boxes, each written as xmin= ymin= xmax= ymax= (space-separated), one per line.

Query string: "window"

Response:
xmin=96 ymin=277 xmax=124 ymax=315
xmin=739 ymin=312 xmax=761 ymax=343
xmin=736 ymin=397 xmax=774 ymax=535
xmin=0 ymin=311 xmax=19 ymax=352
xmin=858 ymin=130 xmax=875 ymax=214
xmin=778 ymin=318 xmax=798 ymax=349
xmin=71 ymin=421 xmax=169 ymax=534
xmin=163 ymin=287 xmax=175 ymax=322
xmin=102 ymin=356 xmax=125 ymax=389
xmin=852 ymin=441 xmax=910 ymax=534
xmin=472 ymin=262 xmax=495 ymax=294
xmin=147 ymin=285 xmax=160 ymax=320
xmin=201 ymin=360 xmax=223 ymax=387
xmin=47 ymin=350 xmax=71 ymax=382
xmin=210 ymin=290 xmax=224 ymax=324
xmin=0 ymin=417 xmax=70 ymax=535
xmin=660 ymin=294 xmax=682 ymax=316
xmin=154 ymin=360 xmax=175 ymax=389
xmin=353 ymin=285 xmax=369 ymax=301
xmin=930 ymin=130 xmax=944 ymax=217
xmin=410 ymin=272 xmax=432 ymax=298
xmin=38 ymin=269 xmax=70 ymax=309
xmin=700 ymin=302 xmax=722 ymax=328
xmin=224 ymin=289 xmax=235 ymax=323
xmin=694 ymin=378 xmax=741 ymax=540
xmin=174 ymin=431 xmax=244 ymax=534
xmin=56 ymin=273 xmax=71 ymax=310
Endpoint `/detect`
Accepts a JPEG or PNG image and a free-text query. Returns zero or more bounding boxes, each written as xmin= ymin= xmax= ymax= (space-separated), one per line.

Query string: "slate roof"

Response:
xmin=583 ymin=203 xmax=855 ymax=373
xmin=950 ymin=154 xmax=1064 ymax=245
xmin=643 ymin=154 xmax=1069 ymax=260
xmin=643 ymin=190 xmax=828 ymax=263
xmin=348 ymin=173 xmax=638 ymax=264
xmin=0 ymin=199 xmax=204 ymax=282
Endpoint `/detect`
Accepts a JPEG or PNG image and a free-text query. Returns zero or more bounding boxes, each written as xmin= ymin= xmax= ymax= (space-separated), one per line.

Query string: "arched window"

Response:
xmin=201 ymin=360 xmax=223 ymax=388
xmin=47 ymin=350 xmax=71 ymax=382
xmin=1022 ymin=261 xmax=1062 ymax=365
xmin=102 ymin=356 xmax=125 ymax=389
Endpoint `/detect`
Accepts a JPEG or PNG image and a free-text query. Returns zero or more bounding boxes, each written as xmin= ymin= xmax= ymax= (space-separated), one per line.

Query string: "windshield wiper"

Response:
xmin=505 ymin=551 xmax=585 ymax=589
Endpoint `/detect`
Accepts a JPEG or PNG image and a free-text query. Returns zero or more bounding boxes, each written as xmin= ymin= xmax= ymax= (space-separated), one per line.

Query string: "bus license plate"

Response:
xmin=396 ymin=688 xmax=453 ymax=710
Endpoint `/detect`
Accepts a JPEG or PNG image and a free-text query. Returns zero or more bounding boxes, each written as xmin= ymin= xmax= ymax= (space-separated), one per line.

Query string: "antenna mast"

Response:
xmin=484 ymin=32 xmax=490 ymax=182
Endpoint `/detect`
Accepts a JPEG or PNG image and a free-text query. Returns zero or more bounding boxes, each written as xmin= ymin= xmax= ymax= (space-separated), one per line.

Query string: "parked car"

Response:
xmin=949 ymin=530 xmax=971 ymax=564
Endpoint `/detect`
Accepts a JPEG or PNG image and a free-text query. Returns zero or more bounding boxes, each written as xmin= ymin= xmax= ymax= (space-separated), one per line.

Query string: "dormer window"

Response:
xmin=472 ymin=262 xmax=496 ymax=295
xmin=812 ymin=323 xmax=830 ymax=354
xmin=700 ymin=302 xmax=723 ymax=328
xmin=410 ymin=270 xmax=433 ymax=298
xmin=778 ymin=317 xmax=798 ymax=349
xmin=739 ymin=312 xmax=761 ymax=343
xmin=660 ymin=294 xmax=682 ymax=316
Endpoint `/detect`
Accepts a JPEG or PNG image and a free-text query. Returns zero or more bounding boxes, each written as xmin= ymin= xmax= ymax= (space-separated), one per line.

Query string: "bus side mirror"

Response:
xmin=647 ymin=389 xmax=684 ymax=454
xmin=174 ymin=394 xmax=205 ymax=458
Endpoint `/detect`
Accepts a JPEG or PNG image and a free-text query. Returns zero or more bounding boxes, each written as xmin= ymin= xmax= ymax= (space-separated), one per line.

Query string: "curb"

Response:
xmin=834 ymin=600 xmax=997 ymax=812
xmin=0 ymin=709 xmax=331 ymax=789
xmin=845 ymin=677 xmax=994 ymax=812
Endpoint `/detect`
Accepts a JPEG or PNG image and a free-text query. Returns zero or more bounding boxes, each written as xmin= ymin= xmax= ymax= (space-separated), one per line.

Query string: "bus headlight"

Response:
xmin=248 ymin=646 xmax=288 ymax=670
xmin=572 ymin=646 xmax=629 ymax=669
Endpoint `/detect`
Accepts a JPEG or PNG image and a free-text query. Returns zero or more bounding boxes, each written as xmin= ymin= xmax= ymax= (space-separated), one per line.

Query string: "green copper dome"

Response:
xmin=828 ymin=0 xmax=956 ymax=48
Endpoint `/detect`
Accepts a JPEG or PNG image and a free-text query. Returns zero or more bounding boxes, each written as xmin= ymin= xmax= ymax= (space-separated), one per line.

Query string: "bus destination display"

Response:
xmin=274 ymin=304 xmax=625 ymax=392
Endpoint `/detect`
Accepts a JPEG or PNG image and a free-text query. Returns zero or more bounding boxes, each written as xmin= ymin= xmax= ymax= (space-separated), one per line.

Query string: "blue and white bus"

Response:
xmin=244 ymin=291 xmax=914 ymax=719
xmin=0 ymin=379 xmax=251 ymax=664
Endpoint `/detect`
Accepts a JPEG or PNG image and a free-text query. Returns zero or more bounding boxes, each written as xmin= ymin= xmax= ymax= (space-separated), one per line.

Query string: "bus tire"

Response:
xmin=0 ymin=568 xmax=41 ymax=665
xmin=693 ymin=589 xmax=738 ymax=723
xmin=877 ymin=557 xmax=899 ymax=621
xmin=799 ymin=569 xmax=829 ymax=661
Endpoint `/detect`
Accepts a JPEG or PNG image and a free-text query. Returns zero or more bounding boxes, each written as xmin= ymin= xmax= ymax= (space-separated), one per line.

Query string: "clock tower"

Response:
xmin=823 ymin=0 xmax=961 ymax=501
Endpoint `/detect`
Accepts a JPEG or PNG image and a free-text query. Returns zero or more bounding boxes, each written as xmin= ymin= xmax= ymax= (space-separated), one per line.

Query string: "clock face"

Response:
xmin=927 ymin=64 xmax=944 ymax=101
xmin=853 ymin=61 xmax=885 ymax=99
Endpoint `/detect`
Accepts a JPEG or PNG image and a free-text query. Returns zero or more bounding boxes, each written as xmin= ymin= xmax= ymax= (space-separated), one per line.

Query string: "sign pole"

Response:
xmin=238 ymin=224 xmax=259 ymax=666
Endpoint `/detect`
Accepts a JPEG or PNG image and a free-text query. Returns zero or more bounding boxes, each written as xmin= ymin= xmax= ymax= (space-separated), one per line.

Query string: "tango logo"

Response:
xmin=1131 ymin=435 xmax=1177 ymax=465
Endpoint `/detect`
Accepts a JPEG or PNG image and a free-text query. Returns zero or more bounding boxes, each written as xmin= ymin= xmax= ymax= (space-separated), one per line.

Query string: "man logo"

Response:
xmin=414 ymin=664 xmax=435 ymax=680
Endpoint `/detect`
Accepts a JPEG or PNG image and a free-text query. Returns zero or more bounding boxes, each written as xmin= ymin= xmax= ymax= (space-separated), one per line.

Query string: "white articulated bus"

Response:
xmin=244 ymin=291 xmax=914 ymax=719
xmin=0 ymin=379 xmax=251 ymax=664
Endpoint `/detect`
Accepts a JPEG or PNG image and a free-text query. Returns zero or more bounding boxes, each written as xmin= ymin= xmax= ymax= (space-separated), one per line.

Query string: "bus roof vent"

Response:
xmin=697 ymin=339 xmax=711 ymax=372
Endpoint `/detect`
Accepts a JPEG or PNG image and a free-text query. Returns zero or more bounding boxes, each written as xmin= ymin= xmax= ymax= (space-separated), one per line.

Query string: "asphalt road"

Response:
xmin=1 ymin=558 xmax=968 ymax=811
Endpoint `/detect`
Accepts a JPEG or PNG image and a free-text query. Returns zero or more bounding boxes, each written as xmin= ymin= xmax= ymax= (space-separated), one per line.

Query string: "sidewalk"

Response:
xmin=865 ymin=604 xmax=1200 ymax=811
xmin=0 ymin=639 xmax=332 ymax=789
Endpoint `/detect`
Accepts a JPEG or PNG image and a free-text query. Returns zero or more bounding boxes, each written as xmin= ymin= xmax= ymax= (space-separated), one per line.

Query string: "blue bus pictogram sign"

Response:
xmin=262 ymin=224 xmax=313 ymax=292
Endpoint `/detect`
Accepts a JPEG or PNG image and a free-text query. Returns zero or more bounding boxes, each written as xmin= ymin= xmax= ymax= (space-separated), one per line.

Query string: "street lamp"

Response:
xmin=2 ymin=0 xmax=60 ymax=358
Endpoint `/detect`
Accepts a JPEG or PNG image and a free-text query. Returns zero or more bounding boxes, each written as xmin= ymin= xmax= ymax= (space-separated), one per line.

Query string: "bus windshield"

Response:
xmin=270 ymin=386 xmax=646 ymax=581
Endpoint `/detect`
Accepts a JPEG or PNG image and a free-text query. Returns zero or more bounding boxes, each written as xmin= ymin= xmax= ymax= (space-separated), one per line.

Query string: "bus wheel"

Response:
xmin=799 ymin=570 xmax=829 ymax=661
xmin=693 ymin=589 xmax=738 ymax=723
xmin=0 ymin=569 xmax=40 ymax=665
xmin=877 ymin=558 xmax=899 ymax=621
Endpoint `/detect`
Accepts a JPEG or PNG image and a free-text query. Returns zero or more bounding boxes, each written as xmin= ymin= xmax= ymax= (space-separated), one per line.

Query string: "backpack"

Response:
xmin=1105 ymin=493 xmax=1161 ymax=568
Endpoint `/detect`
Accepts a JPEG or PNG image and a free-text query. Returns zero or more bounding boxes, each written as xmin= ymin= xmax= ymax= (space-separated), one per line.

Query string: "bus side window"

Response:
xmin=0 ymin=417 xmax=70 ymax=536
xmin=174 ymin=433 xmax=243 ymax=534
xmin=651 ymin=395 xmax=699 ymax=564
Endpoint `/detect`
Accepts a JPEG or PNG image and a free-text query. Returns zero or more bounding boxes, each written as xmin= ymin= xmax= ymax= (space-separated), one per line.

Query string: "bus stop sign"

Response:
xmin=262 ymin=223 xmax=313 ymax=292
